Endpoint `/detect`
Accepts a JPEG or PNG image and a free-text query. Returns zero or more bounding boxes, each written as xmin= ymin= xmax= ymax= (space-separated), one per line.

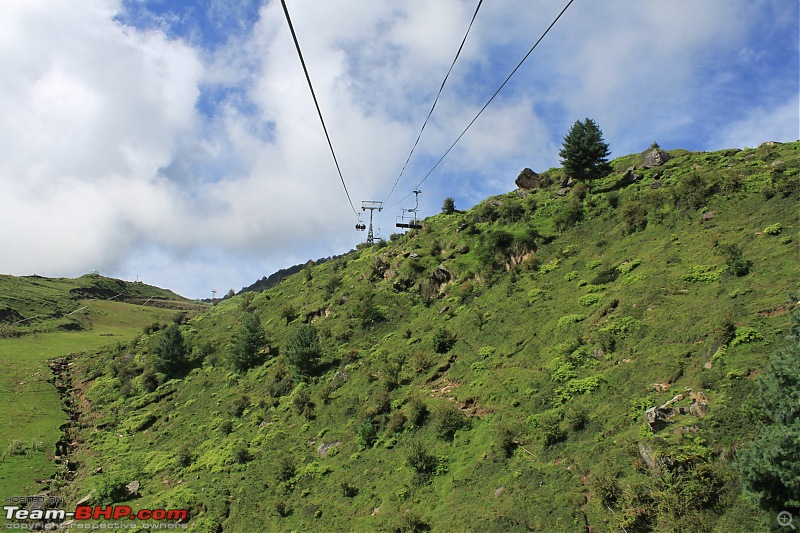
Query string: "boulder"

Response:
xmin=432 ymin=264 xmax=452 ymax=285
xmin=317 ymin=441 xmax=341 ymax=457
xmin=556 ymin=188 xmax=569 ymax=197
xmin=126 ymin=480 xmax=140 ymax=496
xmin=643 ymin=148 xmax=670 ymax=168
xmin=701 ymin=211 xmax=717 ymax=221
xmin=560 ymin=176 xmax=577 ymax=188
xmin=639 ymin=443 xmax=657 ymax=471
xmin=515 ymin=168 xmax=541 ymax=190
xmin=689 ymin=401 xmax=709 ymax=417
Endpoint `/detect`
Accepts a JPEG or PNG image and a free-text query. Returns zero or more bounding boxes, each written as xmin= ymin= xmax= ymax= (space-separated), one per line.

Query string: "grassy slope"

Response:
xmin=0 ymin=275 xmax=200 ymax=502
xmin=62 ymin=142 xmax=799 ymax=531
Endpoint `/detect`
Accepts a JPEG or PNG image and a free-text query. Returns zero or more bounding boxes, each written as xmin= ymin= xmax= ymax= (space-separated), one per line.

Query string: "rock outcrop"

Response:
xmin=515 ymin=168 xmax=542 ymax=190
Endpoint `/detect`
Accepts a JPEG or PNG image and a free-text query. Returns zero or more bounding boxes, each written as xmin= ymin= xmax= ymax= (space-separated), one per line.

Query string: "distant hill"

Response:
xmin=0 ymin=273 xmax=197 ymax=334
xmin=237 ymin=251 xmax=353 ymax=295
xmin=38 ymin=142 xmax=800 ymax=531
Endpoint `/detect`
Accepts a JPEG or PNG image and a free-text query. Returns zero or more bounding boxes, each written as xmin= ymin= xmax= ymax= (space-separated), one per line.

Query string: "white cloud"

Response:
xmin=715 ymin=97 xmax=800 ymax=149
xmin=0 ymin=0 xmax=796 ymax=297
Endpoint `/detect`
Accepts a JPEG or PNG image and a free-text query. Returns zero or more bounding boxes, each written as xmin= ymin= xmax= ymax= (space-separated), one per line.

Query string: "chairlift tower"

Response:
xmin=361 ymin=201 xmax=384 ymax=245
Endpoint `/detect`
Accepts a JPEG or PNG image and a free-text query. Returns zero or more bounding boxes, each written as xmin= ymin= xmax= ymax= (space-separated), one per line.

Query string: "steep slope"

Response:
xmin=59 ymin=142 xmax=798 ymax=531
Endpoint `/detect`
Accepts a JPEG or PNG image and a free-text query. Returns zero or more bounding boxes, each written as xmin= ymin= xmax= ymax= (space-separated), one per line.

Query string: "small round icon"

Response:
xmin=778 ymin=511 xmax=795 ymax=530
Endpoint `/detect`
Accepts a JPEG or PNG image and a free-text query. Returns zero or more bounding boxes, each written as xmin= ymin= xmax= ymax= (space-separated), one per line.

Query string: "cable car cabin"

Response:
xmin=355 ymin=223 xmax=366 ymax=231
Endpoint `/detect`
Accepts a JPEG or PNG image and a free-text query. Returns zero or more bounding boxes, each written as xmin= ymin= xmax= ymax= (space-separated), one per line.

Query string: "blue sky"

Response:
xmin=0 ymin=0 xmax=797 ymax=298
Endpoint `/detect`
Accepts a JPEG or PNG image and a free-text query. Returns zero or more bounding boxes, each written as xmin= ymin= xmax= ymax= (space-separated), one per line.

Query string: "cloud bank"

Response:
xmin=0 ymin=0 xmax=797 ymax=297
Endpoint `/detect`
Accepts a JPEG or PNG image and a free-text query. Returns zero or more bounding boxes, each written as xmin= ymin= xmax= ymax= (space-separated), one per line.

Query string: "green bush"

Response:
xmin=763 ymin=223 xmax=783 ymax=235
xmin=275 ymin=455 xmax=297 ymax=483
xmin=432 ymin=326 xmax=456 ymax=354
xmin=407 ymin=441 xmax=438 ymax=475
xmin=558 ymin=314 xmax=586 ymax=327
xmin=719 ymin=243 xmax=752 ymax=276
xmin=357 ymin=419 xmax=377 ymax=449
xmin=435 ymin=403 xmax=470 ymax=440
xmin=92 ymin=474 xmax=130 ymax=505
xmin=554 ymin=196 xmax=584 ymax=232
xmin=620 ymin=200 xmax=648 ymax=233
xmin=532 ymin=408 xmax=565 ymax=446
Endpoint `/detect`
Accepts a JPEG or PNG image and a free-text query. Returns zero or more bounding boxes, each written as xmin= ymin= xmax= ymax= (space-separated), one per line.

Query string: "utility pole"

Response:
xmin=361 ymin=201 xmax=383 ymax=245
xmin=211 ymin=290 xmax=217 ymax=300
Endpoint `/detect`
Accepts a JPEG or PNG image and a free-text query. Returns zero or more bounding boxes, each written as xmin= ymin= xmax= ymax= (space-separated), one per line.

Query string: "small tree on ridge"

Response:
xmin=559 ymin=118 xmax=612 ymax=191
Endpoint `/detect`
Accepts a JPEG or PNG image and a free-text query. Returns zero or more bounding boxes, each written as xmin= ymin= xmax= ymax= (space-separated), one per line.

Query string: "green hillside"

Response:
xmin=37 ymin=143 xmax=800 ymax=530
xmin=0 ymin=275 xmax=203 ymax=502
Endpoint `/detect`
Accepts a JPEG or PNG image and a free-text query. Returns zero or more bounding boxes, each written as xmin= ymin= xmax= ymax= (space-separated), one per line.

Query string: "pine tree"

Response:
xmin=153 ymin=324 xmax=188 ymax=376
xmin=442 ymin=197 xmax=455 ymax=214
xmin=284 ymin=324 xmax=321 ymax=378
xmin=738 ymin=297 xmax=800 ymax=511
xmin=228 ymin=313 xmax=267 ymax=373
xmin=559 ymin=118 xmax=612 ymax=190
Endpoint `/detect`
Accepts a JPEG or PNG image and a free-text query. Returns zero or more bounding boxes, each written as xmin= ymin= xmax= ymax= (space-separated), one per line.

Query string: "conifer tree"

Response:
xmin=559 ymin=118 xmax=612 ymax=190
xmin=228 ymin=313 xmax=267 ymax=373
xmin=738 ymin=298 xmax=800 ymax=511
xmin=153 ymin=324 xmax=188 ymax=376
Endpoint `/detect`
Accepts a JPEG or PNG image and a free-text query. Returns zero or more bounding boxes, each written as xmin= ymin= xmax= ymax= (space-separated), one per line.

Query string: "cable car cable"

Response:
xmin=389 ymin=0 xmax=576 ymax=208
xmin=280 ymin=0 xmax=359 ymax=217
xmin=383 ymin=0 xmax=484 ymax=205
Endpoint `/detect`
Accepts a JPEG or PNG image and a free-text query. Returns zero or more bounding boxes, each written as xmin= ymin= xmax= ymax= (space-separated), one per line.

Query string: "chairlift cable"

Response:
xmin=280 ymin=0 xmax=359 ymax=217
xmin=389 ymin=0 xmax=576 ymax=209
xmin=383 ymin=0 xmax=484 ymax=205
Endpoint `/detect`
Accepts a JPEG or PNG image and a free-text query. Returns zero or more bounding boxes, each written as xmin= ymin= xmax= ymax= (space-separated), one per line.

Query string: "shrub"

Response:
xmin=579 ymin=294 xmax=602 ymax=307
xmin=340 ymin=481 xmax=359 ymax=498
xmin=435 ymin=403 xmax=470 ymax=440
xmin=275 ymin=455 xmax=297 ymax=483
xmin=719 ymin=243 xmax=752 ymax=276
xmin=683 ymin=265 xmax=724 ymax=283
xmin=620 ymin=200 xmax=648 ymax=233
xmin=494 ymin=423 xmax=517 ymax=458
xmin=671 ymin=173 xmax=712 ymax=210
xmin=357 ymin=419 xmax=377 ymax=449
xmin=764 ymin=223 xmax=783 ymax=235
xmin=478 ymin=229 xmax=515 ymax=265
xmin=407 ymin=393 xmax=429 ymax=428
xmin=558 ymin=314 xmax=586 ymax=327
xmin=407 ymin=442 xmax=438 ymax=475
xmin=432 ymin=326 xmax=456 ymax=354
xmin=387 ymin=410 xmax=407 ymax=435
xmin=730 ymin=327 xmax=762 ymax=347
xmin=532 ymin=408 xmax=565 ymax=445
xmin=554 ymin=196 xmax=584 ymax=232
xmin=292 ymin=387 xmax=315 ymax=419
xmin=564 ymin=404 xmax=590 ymax=430
xmin=92 ymin=474 xmax=130 ymax=505
xmin=498 ymin=200 xmax=525 ymax=222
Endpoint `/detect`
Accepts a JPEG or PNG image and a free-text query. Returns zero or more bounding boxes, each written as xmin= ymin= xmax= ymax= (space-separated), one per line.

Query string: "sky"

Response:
xmin=1 ymin=0 xmax=797 ymax=299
